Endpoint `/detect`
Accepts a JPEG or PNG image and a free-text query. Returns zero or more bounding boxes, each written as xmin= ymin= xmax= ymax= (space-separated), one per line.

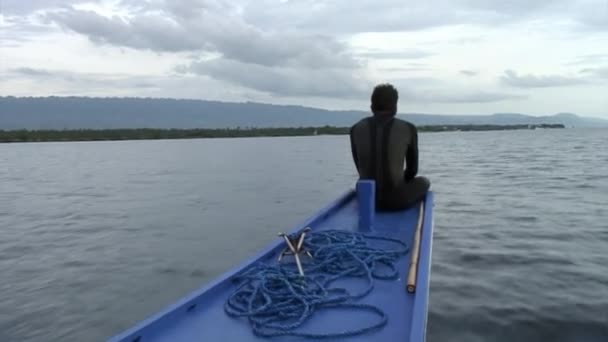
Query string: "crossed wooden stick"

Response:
xmin=277 ymin=227 xmax=313 ymax=276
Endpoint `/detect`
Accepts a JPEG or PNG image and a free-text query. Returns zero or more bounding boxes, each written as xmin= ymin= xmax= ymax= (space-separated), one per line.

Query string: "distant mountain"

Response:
xmin=0 ymin=96 xmax=606 ymax=130
xmin=399 ymin=112 xmax=607 ymax=127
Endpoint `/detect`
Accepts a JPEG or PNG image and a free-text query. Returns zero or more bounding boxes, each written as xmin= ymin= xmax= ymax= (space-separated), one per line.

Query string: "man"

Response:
xmin=349 ymin=83 xmax=430 ymax=211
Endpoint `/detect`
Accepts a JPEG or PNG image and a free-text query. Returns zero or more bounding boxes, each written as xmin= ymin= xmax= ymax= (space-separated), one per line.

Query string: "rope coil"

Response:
xmin=224 ymin=229 xmax=409 ymax=339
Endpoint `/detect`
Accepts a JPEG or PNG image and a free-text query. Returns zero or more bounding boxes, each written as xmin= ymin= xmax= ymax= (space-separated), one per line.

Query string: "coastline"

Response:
xmin=0 ymin=124 xmax=565 ymax=143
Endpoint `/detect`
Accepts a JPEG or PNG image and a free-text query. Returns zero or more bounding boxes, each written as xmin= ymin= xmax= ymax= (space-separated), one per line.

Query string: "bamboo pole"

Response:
xmin=406 ymin=201 xmax=425 ymax=293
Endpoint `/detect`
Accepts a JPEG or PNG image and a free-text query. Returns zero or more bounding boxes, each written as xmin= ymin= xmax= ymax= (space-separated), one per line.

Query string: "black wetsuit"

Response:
xmin=349 ymin=115 xmax=430 ymax=211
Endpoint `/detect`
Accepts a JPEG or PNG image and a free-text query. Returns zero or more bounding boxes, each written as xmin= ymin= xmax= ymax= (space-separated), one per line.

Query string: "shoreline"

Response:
xmin=0 ymin=124 xmax=565 ymax=143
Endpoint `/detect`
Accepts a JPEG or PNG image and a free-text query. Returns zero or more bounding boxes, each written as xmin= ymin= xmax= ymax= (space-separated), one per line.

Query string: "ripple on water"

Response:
xmin=0 ymin=245 xmax=37 ymax=260
xmin=459 ymin=250 xmax=577 ymax=267
xmin=61 ymin=260 xmax=93 ymax=268
xmin=156 ymin=267 xmax=206 ymax=279
xmin=501 ymin=215 xmax=539 ymax=223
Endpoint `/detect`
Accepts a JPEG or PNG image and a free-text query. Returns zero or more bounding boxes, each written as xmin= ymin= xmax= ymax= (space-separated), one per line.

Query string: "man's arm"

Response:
xmin=404 ymin=123 xmax=418 ymax=180
xmin=349 ymin=126 xmax=359 ymax=170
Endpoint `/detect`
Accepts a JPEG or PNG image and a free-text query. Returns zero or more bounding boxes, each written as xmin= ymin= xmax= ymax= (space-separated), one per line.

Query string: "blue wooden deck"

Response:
xmin=108 ymin=187 xmax=434 ymax=342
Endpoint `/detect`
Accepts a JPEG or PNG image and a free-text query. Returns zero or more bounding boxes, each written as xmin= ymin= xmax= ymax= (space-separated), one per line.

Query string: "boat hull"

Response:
xmin=108 ymin=184 xmax=435 ymax=342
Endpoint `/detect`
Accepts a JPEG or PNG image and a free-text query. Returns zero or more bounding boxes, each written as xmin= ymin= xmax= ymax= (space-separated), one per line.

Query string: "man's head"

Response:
xmin=370 ymin=83 xmax=398 ymax=116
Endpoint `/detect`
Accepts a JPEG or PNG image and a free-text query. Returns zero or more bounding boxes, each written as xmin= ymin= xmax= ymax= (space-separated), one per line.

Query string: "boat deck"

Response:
xmin=108 ymin=189 xmax=434 ymax=342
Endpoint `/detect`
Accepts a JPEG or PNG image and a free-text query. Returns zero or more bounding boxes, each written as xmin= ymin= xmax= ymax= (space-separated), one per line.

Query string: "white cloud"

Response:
xmin=501 ymin=70 xmax=588 ymax=88
xmin=0 ymin=0 xmax=607 ymax=117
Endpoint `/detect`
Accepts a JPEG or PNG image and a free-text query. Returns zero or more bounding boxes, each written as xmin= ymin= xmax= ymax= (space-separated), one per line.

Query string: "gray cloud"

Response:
xmin=47 ymin=5 xmax=361 ymax=70
xmin=5 ymin=0 xmax=606 ymax=46
xmin=11 ymin=67 xmax=54 ymax=77
xmin=47 ymin=10 xmax=207 ymax=52
xmin=580 ymin=67 xmax=608 ymax=79
xmin=460 ymin=70 xmax=479 ymax=77
xmin=0 ymin=15 xmax=53 ymax=46
xmin=3 ymin=66 xmax=250 ymax=100
xmin=118 ymin=0 xmax=235 ymax=18
xmin=567 ymin=2 xmax=608 ymax=31
xmin=595 ymin=68 xmax=608 ymax=78
xmin=243 ymin=0 xmax=461 ymax=33
xmin=243 ymin=0 xmax=604 ymax=33
xmin=15 ymin=1 xmax=608 ymax=68
xmin=1 ymin=0 xmax=98 ymax=14
xmin=500 ymin=69 xmax=587 ymax=88
xmin=462 ymin=0 xmax=556 ymax=16
xmin=44 ymin=1 xmax=371 ymax=98
xmin=5 ymin=67 xmax=166 ymax=91
xmin=3 ymin=0 xmax=606 ymax=110
xmin=248 ymin=0 xmax=501 ymax=33
xmin=180 ymin=59 xmax=371 ymax=98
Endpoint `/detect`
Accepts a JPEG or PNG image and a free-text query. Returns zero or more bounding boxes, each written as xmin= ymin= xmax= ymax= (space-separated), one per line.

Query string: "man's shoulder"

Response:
xmin=352 ymin=116 xmax=373 ymax=125
xmin=350 ymin=117 xmax=373 ymax=131
xmin=393 ymin=117 xmax=417 ymax=131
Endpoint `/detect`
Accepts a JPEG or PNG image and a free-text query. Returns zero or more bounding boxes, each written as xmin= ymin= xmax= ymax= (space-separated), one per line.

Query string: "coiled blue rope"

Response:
xmin=224 ymin=229 xmax=409 ymax=339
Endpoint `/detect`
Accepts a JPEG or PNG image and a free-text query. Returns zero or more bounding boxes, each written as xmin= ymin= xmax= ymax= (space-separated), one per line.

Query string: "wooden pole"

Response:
xmin=406 ymin=201 xmax=425 ymax=293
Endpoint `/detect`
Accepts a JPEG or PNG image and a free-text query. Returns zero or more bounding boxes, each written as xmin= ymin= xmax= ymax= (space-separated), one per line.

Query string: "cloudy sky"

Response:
xmin=1 ymin=0 xmax=607 ymax=117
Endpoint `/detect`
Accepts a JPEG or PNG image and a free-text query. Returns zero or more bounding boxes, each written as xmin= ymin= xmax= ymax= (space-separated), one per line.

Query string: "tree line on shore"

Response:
xmin=0 ymin=124 xmax=565 ymax=143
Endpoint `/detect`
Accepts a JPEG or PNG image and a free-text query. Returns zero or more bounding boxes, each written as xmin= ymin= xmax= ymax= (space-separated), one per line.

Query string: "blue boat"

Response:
xmin=108 ymin=180 xmax=435 ymax=342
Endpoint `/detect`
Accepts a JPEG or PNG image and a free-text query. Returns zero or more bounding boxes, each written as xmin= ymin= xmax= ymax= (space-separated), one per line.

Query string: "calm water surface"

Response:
xmin=1 ymin=129 xmax=607 ymax=342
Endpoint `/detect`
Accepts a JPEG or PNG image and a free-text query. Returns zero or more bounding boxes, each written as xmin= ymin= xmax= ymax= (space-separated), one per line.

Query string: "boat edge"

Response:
xmin=408 ymin=192 xmax=435 ymax=342
xmin=106 ymin=188 xmax=356 ymax=342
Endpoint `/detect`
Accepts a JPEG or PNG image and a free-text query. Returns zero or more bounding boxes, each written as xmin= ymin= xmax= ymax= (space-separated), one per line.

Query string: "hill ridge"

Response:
xmin=1 ymin=96 xmax=605 ymax=129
